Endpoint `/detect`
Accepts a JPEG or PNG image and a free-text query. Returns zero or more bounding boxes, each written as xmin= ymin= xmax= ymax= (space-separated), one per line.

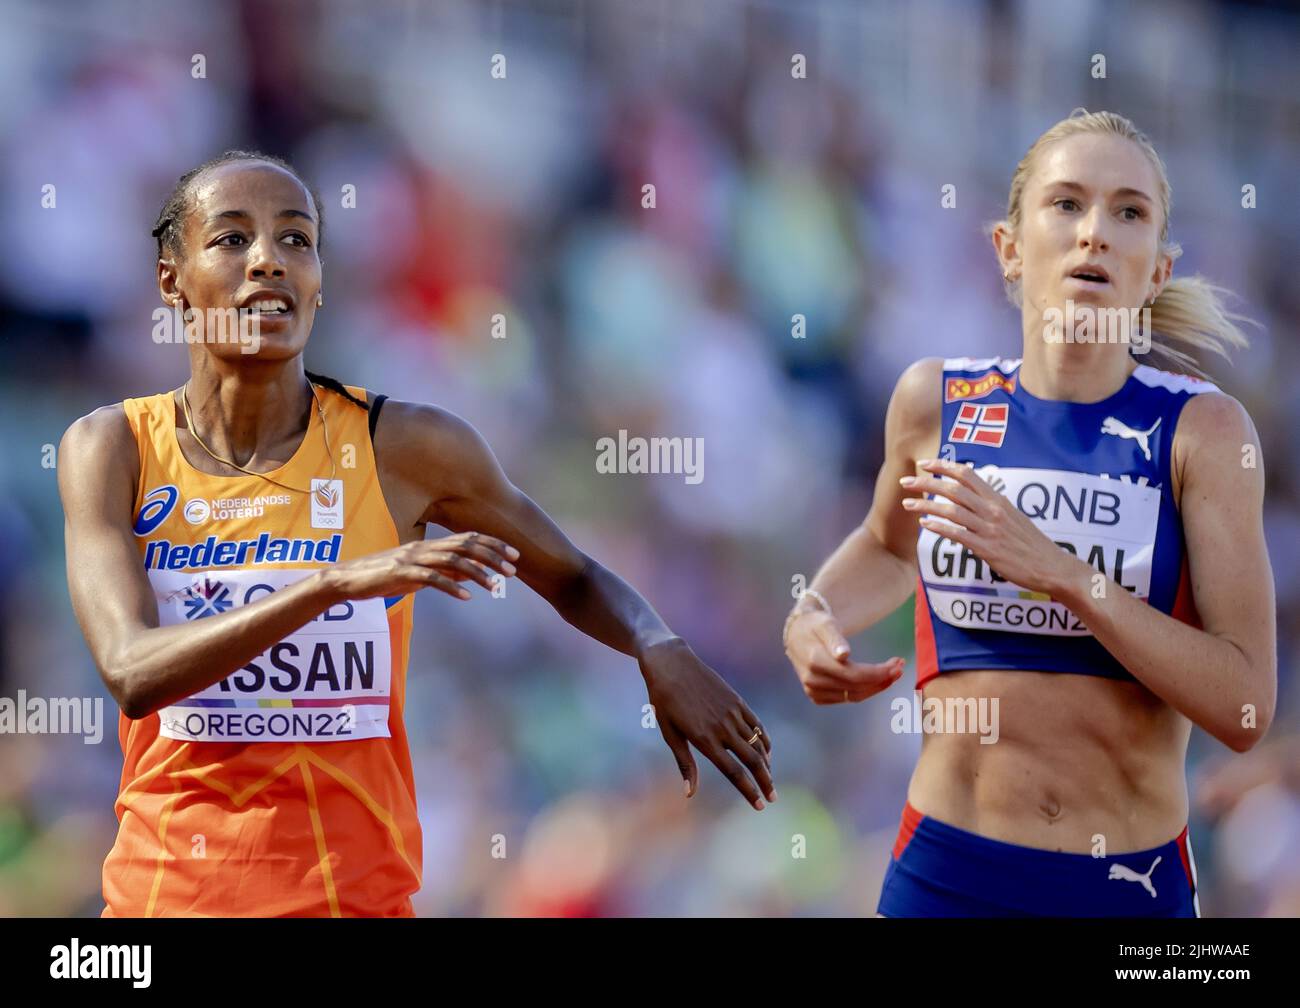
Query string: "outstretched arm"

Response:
xmin=375 ymin=400 xmax=776 ymax=809
xmin=784 ymin=358 xmax=941 ymax=704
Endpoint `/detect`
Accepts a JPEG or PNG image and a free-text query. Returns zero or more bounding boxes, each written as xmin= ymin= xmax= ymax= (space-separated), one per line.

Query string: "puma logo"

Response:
xmin=1108 ymin=855 xmax=1161 ymax=897
xmin=1100 ymin=416 xmax=1161 ymax=462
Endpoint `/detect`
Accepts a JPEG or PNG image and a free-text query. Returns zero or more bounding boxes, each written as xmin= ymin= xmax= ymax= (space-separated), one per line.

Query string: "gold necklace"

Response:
xmin=180 ymin=379 xmax=337 ymax=494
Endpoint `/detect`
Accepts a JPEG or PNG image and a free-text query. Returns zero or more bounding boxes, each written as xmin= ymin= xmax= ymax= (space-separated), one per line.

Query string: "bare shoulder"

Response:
xmin=371 ymin=398 xmax=487 ymax=466
xmin=58 ymin=402 xmax=140 ymax=517
xmin=59 ymin=403 xmax=138 ymax=480
xmin=370 ymin=397 xmax=501 ymax=500
xmin=893 ymin=357 xmax=944 ymax=413
xmin=1176 ymin=389 xmax=1257 ymax=447
xmin=1174 ymin=390 xmax=1260 ymax=468
xmin=1172 ymin=389 xmax=1262 ymax=504
xmin=886 ymin=357 xmax=944 ymax=454
xmin=61 ymin=401 xmax=134 ymax=450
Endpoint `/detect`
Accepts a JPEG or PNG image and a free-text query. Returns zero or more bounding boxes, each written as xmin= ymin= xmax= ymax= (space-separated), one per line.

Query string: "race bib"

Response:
xmin=918 ymin=466 xmax=1160 ymax=636
xmin=148 ymin=568 xmax=392 ymax=742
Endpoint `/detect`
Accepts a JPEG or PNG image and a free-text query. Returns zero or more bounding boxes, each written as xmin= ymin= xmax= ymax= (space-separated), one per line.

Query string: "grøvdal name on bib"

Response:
xmin=918 ymin=466 xmax=1160 ymax=635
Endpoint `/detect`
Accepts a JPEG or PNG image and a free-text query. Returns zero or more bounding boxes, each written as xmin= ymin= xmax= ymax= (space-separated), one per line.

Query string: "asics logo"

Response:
xmin=133 ymin=485 xmax=179 ymax=536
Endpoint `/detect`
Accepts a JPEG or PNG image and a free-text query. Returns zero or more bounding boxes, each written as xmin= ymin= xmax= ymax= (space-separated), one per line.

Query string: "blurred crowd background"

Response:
xmin=1 ymin=0 xmax=1297 ymax=917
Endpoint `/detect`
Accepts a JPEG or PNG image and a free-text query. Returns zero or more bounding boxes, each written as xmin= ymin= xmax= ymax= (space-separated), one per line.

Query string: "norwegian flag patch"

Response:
xmin=948 ymin=402 xmax=1008 ymax=447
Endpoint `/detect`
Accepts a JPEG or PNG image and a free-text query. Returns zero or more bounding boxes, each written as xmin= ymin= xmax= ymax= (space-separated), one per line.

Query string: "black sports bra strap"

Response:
xmin=367 ymin=393 xmax=388 ymax=443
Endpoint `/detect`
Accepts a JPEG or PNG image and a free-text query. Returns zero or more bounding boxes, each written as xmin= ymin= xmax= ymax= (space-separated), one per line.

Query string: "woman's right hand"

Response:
xmin=784 ymin=609 xmax=905 ymax=704
xmin=319 ymin=531 xmax=521 ymax=603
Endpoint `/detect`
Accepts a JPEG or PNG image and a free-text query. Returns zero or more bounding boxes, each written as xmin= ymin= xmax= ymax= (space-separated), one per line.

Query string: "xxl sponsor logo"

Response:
xmin=149 ymin=568 xmax=392 ymax=743
xmin=945 ymin=370 xmax=1017 ymax=403
xmin=918 ymin=466 xmax=1160 ymax=636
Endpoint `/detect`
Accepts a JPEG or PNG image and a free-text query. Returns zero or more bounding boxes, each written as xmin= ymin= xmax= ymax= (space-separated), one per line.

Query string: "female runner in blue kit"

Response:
xmin=783 ymin=110 xmax=1276 ymax=917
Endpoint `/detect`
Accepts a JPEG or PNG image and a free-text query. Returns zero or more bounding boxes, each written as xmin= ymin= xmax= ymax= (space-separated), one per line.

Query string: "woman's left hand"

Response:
xmin=901 ymin=458 xmax=1083 ymax=597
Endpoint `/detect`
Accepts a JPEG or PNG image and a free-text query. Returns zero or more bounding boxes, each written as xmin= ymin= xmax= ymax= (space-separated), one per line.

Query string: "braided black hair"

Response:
xmin=306 ymin=371 xmax=368 ymax=410
xmin=151 ymin=149 xmax=325 ymax=261
xmin=154 ymin=152 xmax=368 ymax=413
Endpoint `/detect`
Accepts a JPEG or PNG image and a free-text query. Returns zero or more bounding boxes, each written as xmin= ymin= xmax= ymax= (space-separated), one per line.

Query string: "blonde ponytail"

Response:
xmin=998 ymin=109 xmax=1257 ymax=379
xmin=1144 ymin=274 xmax=1255 ymax=379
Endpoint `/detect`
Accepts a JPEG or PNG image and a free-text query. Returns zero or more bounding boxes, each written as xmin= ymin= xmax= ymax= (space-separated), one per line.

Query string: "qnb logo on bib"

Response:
xmin=148 ymin=568 xmax=392 ymax=742
xmin=918 ymin=466 xmax=1160 ymax=636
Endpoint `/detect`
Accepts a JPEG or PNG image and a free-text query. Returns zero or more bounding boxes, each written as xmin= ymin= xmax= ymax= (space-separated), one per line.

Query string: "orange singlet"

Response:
xmin=104 ymin=383 xmax=421 ymax=917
